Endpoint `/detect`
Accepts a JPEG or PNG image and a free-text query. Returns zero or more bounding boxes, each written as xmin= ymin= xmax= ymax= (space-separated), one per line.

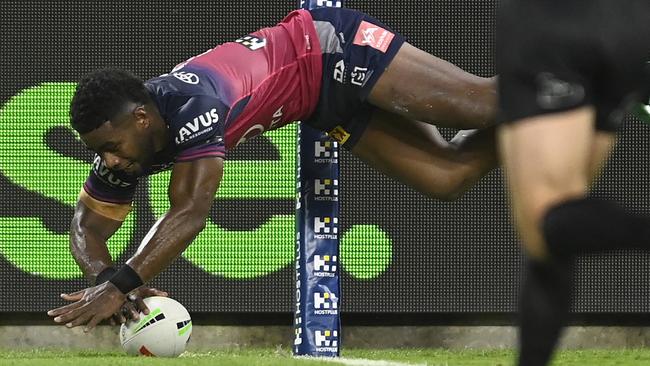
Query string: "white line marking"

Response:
xmin=296 ymin=356 xmax=427 ymax=366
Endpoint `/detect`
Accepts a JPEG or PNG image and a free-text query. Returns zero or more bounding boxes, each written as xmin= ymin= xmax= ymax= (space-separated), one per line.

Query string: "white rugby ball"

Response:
xmin=119 ymin=296 xmax=192 ymax=357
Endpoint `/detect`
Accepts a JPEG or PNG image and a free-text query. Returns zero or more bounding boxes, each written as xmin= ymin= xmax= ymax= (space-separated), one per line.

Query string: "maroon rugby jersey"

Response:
xmin=84 ymin=9 xmax=323 ymax=205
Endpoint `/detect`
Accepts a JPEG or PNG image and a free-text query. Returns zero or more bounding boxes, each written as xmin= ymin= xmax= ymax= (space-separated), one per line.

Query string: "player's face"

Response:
xmin=81 ymin=106 xmax=158 ymax=175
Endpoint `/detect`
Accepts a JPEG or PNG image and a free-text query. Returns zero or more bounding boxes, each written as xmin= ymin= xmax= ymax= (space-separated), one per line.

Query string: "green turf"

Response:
xmin=3 ymin=348 xmax=650 ymax=365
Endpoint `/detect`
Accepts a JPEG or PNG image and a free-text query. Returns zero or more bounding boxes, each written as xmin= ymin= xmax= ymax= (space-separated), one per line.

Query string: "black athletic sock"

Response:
xmin=543 ymin=198 xmax=650 ymax=256
xmin=518 ymin=256 xmax=574 ymax=366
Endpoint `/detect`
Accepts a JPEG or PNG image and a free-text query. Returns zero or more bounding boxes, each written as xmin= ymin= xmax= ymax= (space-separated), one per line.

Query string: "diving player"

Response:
xmin=48 ymin=6 xmax=498 ymax=330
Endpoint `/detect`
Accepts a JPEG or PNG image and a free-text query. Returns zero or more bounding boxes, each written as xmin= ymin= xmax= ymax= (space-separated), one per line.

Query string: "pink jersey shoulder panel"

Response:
xmin=185 ymin=9 xmax=322 ymax=149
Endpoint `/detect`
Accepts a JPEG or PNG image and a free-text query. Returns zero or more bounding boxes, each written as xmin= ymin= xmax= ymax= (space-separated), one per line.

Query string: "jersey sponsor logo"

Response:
xmin=327 ymin=125 xmax=350 ymax=145
xmin=236 ymin=124 xmax=265 ymax=146
xmin=172 ymin=71 xmax=200 ymax=85
xmin=235 ymin=35 xmax=267 ymax=51
xmin=269 ymin=106 xmax=284 ymax=129
xmin=236 ymin=105 xmax=286 ymax=146
xmin=353 ymin=21 xmax=395 ymax=53
xmin=92 ymin=155 xmax=132 ymax=188
xmin=333 ymin=60 xmax=345 ymax=84
xmin=175 ymin=108 xmax=220 ymax=144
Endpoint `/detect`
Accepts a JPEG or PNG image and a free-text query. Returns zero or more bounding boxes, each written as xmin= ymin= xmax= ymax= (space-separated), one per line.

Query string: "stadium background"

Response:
xmin=1 ymin=0 xmax=649 ymax=317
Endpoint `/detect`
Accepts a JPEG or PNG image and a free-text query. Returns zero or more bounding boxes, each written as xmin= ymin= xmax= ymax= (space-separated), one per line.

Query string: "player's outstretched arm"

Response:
xmin=48 ymin=157 xmax=223 ymax=331
xmin=125 ymin=156 xmax=223 ymax=284
xmin=69 ymin=198 xmax=168 ymax=324
xmin=70 ymin=197 xmax=124 ymax=285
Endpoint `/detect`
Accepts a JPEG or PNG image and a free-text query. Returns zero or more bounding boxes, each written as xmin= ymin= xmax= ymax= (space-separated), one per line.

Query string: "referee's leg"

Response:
xmin=498 ymin=107 xmax=598 ymax=366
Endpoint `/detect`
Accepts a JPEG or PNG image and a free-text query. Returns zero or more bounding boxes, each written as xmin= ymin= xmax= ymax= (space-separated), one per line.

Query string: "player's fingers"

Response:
xmin=60 ymin=291 xmax=85 ymax=302
xmin=112 ymin=312 xmax=126 ymax=325
xmin=66 ymin=311 xmax=95 ymax=328
xmin=84 ymin=314 xmax=104 ymax=333
xmin=133 ymin=296 xmax=149 ymax=315
xmin=51 ymin=304 xmax=89 ymax=324
xmin=142 ymin=288 xmax=168 ymax=297
xmin=122 ymin=302 xmax=140 ymax=320
xmin=47 ymin=300 xmax=85 ymax=317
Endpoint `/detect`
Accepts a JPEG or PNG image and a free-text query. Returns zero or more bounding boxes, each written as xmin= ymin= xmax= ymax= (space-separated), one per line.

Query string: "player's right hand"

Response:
xmin=109 ymin=287 xmax=168 ymax=325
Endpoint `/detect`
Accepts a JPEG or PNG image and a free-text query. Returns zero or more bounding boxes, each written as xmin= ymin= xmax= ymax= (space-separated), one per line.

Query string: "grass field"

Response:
xmin=4 ymin=348 xmax=650 ymax=366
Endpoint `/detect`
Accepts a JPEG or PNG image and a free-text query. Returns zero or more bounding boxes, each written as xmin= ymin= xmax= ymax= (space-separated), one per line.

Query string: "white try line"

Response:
xmin=296 ymin=356 xmax=427 ymax=366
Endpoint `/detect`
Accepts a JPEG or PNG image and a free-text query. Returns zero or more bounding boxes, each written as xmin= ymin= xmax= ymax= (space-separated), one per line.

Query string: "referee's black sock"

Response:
xmin=518 ymin=197 xmax=650 ymax=366
xmin=518 ymin=256 xmax=574 ymax=366
xmin=543 ymin=197 xmax=650 ymax=255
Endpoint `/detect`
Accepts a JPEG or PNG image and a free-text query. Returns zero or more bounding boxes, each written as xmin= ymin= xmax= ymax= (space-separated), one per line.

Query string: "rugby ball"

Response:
xmin=119 ymin=296 xmax=192 ymax=357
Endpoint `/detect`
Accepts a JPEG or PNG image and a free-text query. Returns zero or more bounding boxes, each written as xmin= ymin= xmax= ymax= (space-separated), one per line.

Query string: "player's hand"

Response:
xmin=47 ymin=281 xmax=126 ymax=332
xmin=109 ymin=287 xmax=169 ymax=325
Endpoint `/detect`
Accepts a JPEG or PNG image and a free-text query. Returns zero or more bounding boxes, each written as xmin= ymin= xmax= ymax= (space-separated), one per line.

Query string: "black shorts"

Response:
xmin=496 ymin=0 xmax=650 ymax=131
xmin=304 ymin=7 xmax=405 ymax=149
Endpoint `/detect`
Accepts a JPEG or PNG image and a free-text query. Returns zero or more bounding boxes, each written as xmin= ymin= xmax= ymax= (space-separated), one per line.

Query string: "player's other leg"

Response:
xmin=351 ymin=108 xmax=497 ymax=201
xmin=367 ymin=42 xmax=497 ymax=130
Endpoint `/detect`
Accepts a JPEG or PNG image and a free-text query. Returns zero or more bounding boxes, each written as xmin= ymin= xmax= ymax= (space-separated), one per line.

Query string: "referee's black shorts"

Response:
xmin=496 ymin=0 xmax=650 ymax=131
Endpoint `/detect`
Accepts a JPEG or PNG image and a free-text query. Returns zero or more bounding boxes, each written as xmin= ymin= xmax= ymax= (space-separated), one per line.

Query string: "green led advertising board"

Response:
xmin=3 ymin=0 xmax=649 ymax=315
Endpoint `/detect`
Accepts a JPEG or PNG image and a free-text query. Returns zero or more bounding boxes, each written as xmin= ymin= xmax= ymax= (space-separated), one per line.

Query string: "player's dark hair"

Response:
xmin=69 ymin=68 xmax=152 ymax=134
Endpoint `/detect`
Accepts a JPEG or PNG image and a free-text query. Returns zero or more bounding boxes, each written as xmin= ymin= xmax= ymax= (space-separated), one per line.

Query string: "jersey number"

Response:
xmin=235 ymin=35 xmax=267 ymax=51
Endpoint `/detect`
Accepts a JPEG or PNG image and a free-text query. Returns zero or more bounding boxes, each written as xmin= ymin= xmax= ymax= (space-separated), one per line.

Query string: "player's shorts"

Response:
xmin=496 ymin=0 xmax=650 ymax=131
xmin=304 ymin=7 xmax=405 ymax=149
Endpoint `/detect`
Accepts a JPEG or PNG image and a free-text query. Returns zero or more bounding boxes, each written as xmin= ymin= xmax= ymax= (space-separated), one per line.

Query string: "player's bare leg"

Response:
xmin=351 ymin=109 xmax=497 ymax=201
xmin=499 ymin=107 xmax=597 ymax=259
xmin=368 ymin=43 xmax=497 ymax=130
xmin=588 ymin=132 xmax=616 ymax=184
xmin=498 ymin=107 xmax=619 ymax=366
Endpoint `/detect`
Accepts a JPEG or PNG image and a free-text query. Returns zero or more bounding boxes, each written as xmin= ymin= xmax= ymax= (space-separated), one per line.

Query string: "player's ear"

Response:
xmin=133 ymin=105 xmax=150 ymax=129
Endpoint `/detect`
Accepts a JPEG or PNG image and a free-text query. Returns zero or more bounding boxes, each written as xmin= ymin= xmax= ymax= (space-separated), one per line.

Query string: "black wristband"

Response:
xmin=109 ymin=265 xmax=144 ymax=294
xmin=94 ymin=267 xmax=117 ymax=286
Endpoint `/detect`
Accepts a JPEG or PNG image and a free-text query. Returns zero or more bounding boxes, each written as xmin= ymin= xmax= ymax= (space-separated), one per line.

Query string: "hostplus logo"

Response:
xmin=314 ymin=217 xmax=338 ymax=240
xmin=314 ymin=292 xmax=338 ymax=315
xmin=314 ymin=141 xmax=338 ymax=164
xmin=302 ymin=0 xmax=342 ymax=7
xmin=315 ymin=330 xmax=338 ymax=353
xmin=294 ymin=232 xmax=303 ymax=349
xmin=313 ymin=255 xmax=337 ymax=278
xmin=314 ymin=179 xmax=338 ymax=201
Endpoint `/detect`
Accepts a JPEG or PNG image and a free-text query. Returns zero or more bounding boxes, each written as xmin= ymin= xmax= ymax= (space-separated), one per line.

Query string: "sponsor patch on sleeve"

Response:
xmin=327 ymin=125 xmax=350 ymax=145
xmin=352 ymin=21 xmax=395 ymax=53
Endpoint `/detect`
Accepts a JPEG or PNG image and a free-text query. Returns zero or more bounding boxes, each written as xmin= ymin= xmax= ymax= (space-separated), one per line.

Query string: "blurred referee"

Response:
xmin=496 ymin=0 xmax=650 ymax=365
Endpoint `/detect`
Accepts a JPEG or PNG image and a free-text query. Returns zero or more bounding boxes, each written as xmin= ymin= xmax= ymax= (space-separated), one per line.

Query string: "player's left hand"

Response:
xmin=47 ymin=281 xmax=126 ymax=332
